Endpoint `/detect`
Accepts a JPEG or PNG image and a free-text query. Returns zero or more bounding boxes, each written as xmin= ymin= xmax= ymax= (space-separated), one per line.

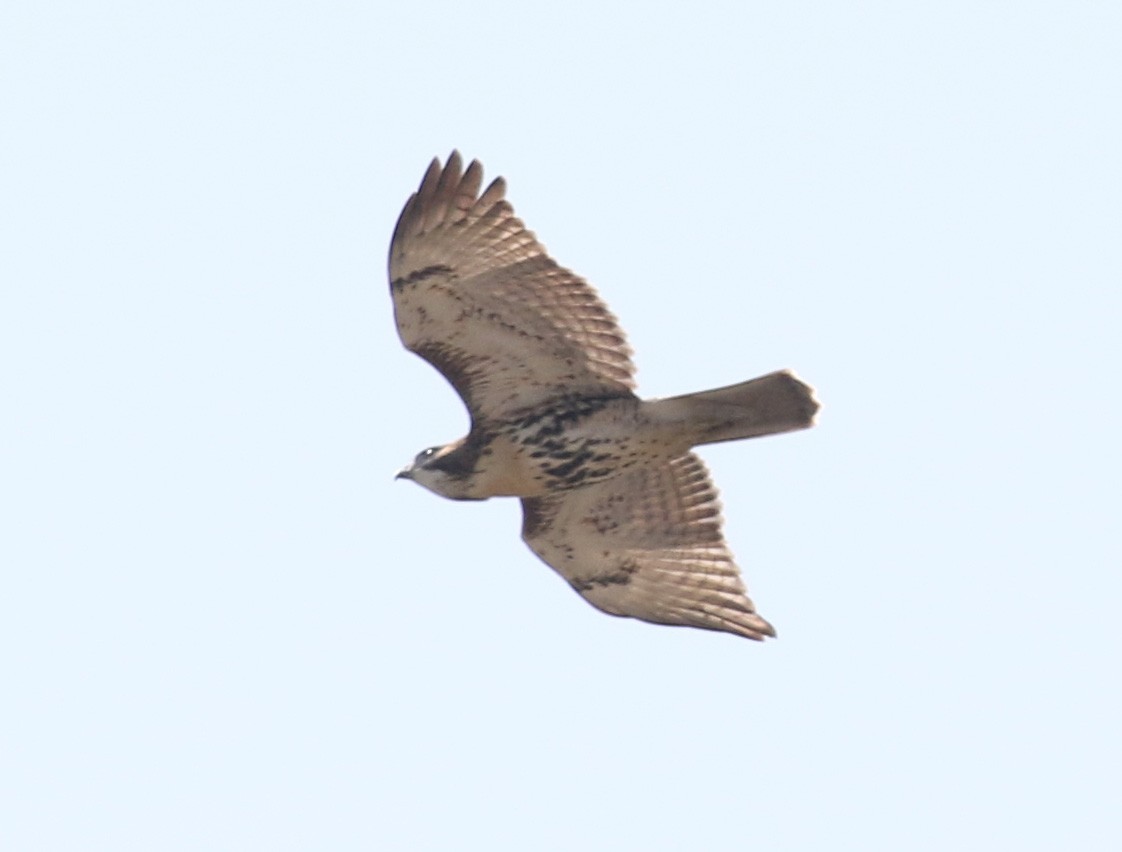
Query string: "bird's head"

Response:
xmin=395 ymin=443 xmax=481 ymax=501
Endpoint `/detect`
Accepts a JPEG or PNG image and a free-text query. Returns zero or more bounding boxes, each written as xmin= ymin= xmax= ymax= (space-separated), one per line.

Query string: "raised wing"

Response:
xmin=521 ymin=453 xmax=776 ymax=640
xmin=389 ymin=152 xmax=636 ymax=424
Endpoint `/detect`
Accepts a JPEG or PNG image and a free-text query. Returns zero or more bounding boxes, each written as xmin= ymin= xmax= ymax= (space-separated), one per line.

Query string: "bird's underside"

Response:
xmin=389 ymin=151 xmax=819 ymax=641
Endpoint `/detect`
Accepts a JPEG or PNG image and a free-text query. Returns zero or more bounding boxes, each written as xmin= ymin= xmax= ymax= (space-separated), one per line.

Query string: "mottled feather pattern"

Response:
xmin=389 ymin=152 xmax=635 ymax=423
xmin=390 ymin=152 xmax=818 ymax=640
xmin=521 ymin=453 xmax=775 ymax=640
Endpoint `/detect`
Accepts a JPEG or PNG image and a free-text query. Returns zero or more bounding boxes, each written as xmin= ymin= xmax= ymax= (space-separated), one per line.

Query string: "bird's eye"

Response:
xmin=420 ymin=447 xmax=437 ymax=459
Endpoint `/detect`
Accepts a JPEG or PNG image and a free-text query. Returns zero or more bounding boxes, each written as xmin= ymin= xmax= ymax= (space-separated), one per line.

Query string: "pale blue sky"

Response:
xmin=2 ymin=2 xmax=1120 ymax=850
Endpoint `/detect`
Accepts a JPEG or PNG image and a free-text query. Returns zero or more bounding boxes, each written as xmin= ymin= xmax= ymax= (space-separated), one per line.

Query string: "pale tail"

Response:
xmin=646 ymin=370 xmax=820 ymax=447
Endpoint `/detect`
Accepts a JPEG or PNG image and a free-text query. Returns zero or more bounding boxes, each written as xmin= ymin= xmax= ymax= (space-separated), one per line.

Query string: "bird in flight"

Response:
xmin=389 ymin=152 xmax=818 ymax=640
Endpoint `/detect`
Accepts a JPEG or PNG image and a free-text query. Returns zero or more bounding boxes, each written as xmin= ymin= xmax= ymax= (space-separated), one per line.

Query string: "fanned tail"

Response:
xmin=645 ymin=370 xmax=820 ymax=446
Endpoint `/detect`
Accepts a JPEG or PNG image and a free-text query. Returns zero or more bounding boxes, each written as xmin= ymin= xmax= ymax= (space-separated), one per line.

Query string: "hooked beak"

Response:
xmin=394 ymin=464 xmax=414 ymax=481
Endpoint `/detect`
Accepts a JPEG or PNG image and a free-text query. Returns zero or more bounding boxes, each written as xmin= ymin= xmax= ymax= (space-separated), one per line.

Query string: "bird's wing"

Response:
xmin=521 ymin=453 xmax=776 ymax=640
xmin=388 ymin=152 xmax=637 ymax=424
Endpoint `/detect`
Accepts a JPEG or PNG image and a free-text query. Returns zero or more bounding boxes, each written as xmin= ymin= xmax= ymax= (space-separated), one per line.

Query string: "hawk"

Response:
xmin=389 ymin=152 xmax=819 ymax=640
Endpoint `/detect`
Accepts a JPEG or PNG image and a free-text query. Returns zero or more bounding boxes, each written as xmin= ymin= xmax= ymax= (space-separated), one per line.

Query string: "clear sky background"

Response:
xmin=2 ymin=2 xmax=1120 ymax=850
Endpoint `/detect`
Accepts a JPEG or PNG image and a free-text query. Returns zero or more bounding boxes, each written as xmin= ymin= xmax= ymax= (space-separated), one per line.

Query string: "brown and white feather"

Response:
xmin=521 ymin=453 xmax=776 ymax=641
xmin=389 ymin=152 xmax=636 ymax=423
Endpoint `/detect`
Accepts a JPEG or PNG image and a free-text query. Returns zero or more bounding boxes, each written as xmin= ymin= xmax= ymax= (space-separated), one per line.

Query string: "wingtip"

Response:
xmin=424 ymin=155 xmax=442 ymax=180
xmin=479 ymin=175 xmax=507 ymax=207
xmin=734 ymin=615 xmax=778 ymax=642
xmin=446 ymin=149 xmax=486 ymax=183
xmin=420 ymin=151 xmax=505 ymax=209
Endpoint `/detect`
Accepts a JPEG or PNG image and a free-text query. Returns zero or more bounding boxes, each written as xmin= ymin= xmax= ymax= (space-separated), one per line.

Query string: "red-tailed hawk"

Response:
xmin=390 ymin=152 xmax=819 ymax=640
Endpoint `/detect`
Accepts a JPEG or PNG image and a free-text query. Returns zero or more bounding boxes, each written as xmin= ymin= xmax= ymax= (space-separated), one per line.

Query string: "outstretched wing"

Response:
xmin=389 ymin=152 xmax=637 ymax=424
xmin=521 ymin=453 xmax=776 ymax=640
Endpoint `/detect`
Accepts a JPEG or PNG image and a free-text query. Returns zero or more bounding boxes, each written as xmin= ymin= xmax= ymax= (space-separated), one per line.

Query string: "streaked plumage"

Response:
xmin=389 ymin=152 xmax=819 ymax=640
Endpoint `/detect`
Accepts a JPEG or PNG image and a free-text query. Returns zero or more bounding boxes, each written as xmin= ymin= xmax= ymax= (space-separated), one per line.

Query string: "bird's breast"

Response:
xmin=468 ymin=397 xmax=676 ymax=498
